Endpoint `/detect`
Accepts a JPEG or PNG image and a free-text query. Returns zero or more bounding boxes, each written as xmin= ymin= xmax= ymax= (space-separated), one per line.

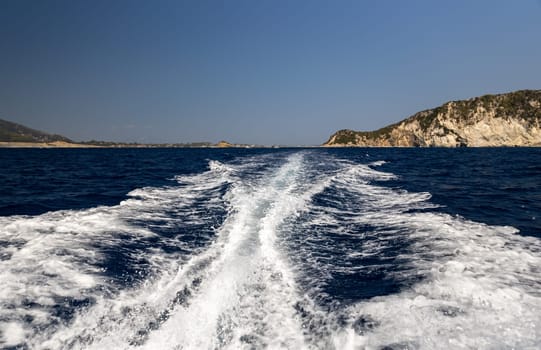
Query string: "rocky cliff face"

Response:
xmin=324 ymin=90 xmax=541 ymax=147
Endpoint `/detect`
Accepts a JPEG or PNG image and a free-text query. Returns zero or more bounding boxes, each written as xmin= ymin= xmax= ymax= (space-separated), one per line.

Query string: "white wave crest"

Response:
xmin=208 ymin=160 xmax=232 ymax=173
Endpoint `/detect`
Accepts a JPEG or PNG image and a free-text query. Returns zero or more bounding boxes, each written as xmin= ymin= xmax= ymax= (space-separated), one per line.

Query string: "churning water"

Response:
xmin=1 ymin=148 xmax=540 ymax=349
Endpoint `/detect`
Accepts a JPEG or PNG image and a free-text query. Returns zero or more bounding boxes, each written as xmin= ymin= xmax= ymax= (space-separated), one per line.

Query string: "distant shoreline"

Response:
xmin=0 ymin=141 xmax=303 ymax=149
xmin=2 ymin=142 xmax=541 ymax=149
xmin=0 ymin=141 xmax=99 ymax=148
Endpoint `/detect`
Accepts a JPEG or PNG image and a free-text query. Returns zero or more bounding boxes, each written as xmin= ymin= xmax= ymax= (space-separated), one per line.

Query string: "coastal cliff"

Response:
xmin=324 ymin=90 xmax=541 ymax=147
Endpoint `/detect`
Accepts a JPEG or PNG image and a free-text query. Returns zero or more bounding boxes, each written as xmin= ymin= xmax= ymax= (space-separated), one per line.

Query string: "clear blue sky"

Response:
xmin=1 ymin=0 xmax=540 ymax=145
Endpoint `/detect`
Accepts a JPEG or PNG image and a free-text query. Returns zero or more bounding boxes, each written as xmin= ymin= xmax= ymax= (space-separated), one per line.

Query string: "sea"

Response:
xmin=0 ymin=147 xmax=540 ymax=350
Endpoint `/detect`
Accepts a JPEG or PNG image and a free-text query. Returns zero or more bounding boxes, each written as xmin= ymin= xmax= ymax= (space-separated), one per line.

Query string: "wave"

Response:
xmin=0 ymin=151 xmax=540 ymax=349
xmin=283 ymin=156 xmax=541 ymax=349
xmin=0 ymin=159 xmax=234 ymax=349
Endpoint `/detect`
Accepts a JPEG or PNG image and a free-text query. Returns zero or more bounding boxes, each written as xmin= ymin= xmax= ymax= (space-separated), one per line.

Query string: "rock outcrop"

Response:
xmin=215 ymin=140 xmax=234 ymax=148
xmin=324 ymin=90 xmax=541 ymax=147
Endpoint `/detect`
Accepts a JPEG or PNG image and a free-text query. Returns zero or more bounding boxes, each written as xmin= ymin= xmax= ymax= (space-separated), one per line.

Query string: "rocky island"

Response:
xmin=324 ymin=90 xmax=541 ymax=147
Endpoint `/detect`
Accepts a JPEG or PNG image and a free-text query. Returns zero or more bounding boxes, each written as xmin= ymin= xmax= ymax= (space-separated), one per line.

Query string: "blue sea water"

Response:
xmin=0 ymin=148 xmax=540 ymax=349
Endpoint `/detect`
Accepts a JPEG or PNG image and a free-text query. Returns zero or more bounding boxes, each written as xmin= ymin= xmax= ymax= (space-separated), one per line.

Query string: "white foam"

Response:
xmin=139 ymin=153 xmax=322 ymax=350
xmin=0 ymin=159 xmax=235 ymax=349
xmin=3 ymin=152 xmax=541 ymax=349
xmin=0 ymin=321 xmax=26 ymax=347
xmin=208 ymin=159 xmax=233 ymax=173
xmin=0 ymin=153 xmax=330 ymax=349
xmin=369 ymin=160 xmax=387 ymax=167
xmin=298 ymin=159 xmax=541 ymax=349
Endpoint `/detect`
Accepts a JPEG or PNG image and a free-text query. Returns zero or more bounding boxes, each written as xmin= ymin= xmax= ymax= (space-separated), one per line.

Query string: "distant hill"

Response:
xmin=0 ymin=118 xmax=73 ymax=143
xmin=324 ymin=89 xmax=541 ymax=147
xmin=0 ymin=118 xmax=225 ymax=148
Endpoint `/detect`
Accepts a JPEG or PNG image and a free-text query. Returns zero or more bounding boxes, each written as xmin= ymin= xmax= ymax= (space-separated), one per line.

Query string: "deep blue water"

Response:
xmin=0 ymin=148 xmax=540 ymax=349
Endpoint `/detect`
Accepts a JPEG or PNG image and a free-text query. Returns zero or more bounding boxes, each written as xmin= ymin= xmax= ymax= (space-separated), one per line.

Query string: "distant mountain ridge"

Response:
xmin=0 ymin=118 xmax=73 ymax=143
xmin=324 ymin=90 xmax=541 ymax=147
xmin=0 ymin=118 xmax=247 ymax=148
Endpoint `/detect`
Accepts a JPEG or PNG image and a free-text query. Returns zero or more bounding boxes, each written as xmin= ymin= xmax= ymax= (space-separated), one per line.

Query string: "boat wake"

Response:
xmin=0 ymin=151 xmax=540 ymax=349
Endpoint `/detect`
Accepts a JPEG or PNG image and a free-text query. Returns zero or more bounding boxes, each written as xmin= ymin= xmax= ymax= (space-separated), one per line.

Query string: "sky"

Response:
xmin=1 ymin=0 xmax=541 ymax=145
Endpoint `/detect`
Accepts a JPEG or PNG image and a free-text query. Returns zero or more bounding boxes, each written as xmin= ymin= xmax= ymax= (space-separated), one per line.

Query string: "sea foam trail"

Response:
xmin=1 ymin=151 xmax=541 ymax=349
xmin=0 ymin=152 xmax=330 ymax=349
xmin=0 ymin=160 xmax=235 ymax=349
xmin=139 ymin=153 xmax=327 ymax=349
xmin=285 ymin=157 xmax=541 ymax=350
